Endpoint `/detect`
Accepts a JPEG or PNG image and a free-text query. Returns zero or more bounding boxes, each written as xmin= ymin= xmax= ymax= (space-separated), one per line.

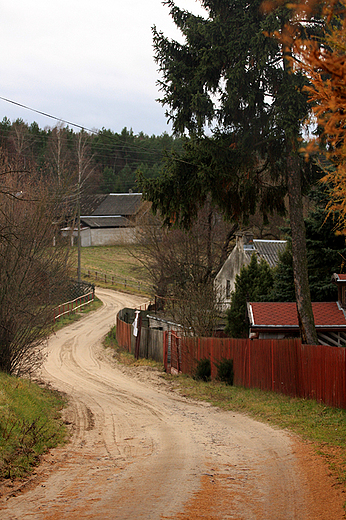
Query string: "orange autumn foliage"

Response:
xmin=263 ymin=0 xmax=346 ymax=227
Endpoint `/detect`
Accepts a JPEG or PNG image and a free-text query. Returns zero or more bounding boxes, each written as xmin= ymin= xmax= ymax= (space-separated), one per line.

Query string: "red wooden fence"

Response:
xmin=54 ymin=291 xmax=95 ymax=321
xmin=163 ymin=334 xmax=346 ymax=410
xmin=116 ymin=312 xmax=346 ymax=410
xmin=116 ymin=314 xmax=132 ymax=353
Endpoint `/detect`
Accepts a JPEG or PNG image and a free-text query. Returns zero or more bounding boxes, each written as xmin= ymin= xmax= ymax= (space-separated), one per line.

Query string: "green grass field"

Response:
xmin=68 ymin=245 xmax=152 ymax=295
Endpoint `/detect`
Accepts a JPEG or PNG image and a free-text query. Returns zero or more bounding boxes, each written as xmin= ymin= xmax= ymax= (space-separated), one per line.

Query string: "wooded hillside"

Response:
xmin=0 ymin=117 xmax=183 ymax=195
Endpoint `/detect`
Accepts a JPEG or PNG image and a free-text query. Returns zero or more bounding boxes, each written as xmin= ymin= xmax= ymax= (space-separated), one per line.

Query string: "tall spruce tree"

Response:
xmin=141 ymin=0 xmax=324 ymax=343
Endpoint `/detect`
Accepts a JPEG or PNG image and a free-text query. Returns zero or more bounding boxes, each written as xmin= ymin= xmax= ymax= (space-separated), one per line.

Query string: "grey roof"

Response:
xmin=244 ymin=239 xmax=287 ymax=267
xmin=91 ymin=193 xmax=142 ymax=217
xmin=80 ymin=194 xmax=108 ymax=215
xmin=80 ymin=216 xmax=130 ymax=228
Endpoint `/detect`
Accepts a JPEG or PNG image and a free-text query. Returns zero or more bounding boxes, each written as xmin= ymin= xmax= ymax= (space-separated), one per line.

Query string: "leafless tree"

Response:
xmin=46 ymin=123 xmax=73 ymax=188
xmin=0 ymin=154 xmax=72 ymax=376
xmin=136 ymin=203 xmax=236 ymax=336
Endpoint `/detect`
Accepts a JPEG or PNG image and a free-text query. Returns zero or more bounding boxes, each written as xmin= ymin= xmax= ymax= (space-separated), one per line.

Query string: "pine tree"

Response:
xmin=142 ymin=0 xmax=323 ymax=343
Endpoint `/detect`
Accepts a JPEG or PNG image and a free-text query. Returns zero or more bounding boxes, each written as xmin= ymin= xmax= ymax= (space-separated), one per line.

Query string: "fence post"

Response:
xmin=210 ymin=339 xmax=214 ymax=379
xmin=271 ymin=341 xmax=275 ymax=392
xmin=248 ymin=341 xmax=251 ymax=387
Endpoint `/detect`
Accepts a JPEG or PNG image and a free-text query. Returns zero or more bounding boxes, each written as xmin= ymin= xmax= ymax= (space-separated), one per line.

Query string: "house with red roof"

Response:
xmin=247 ymin=274 xmax=346 ymax=347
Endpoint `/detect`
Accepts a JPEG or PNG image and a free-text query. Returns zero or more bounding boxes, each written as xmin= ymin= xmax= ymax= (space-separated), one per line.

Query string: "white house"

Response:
xmin=215 ymin=231 xmax=286 ymax=310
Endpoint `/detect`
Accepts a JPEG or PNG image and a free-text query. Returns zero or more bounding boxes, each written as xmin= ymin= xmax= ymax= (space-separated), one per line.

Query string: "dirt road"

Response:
xmin=1 ymin=288 xmax=345 ymax=519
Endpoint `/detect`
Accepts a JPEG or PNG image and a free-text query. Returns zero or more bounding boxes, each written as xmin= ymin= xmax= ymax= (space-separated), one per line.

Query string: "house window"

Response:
xmin=226 ymin=280 xmax=231 ymax=299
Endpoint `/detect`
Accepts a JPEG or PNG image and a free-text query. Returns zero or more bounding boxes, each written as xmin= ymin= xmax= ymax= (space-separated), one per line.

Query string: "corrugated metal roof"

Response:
xmin=80 ymin=216 xmax=130 ymax=228
xmin=248 ymin=301 xmax=346 ymax=329
xmin=91 ymin=193 xmax=142 ymax=217
xmin=245 ymin=239 xmax=286 ymax=267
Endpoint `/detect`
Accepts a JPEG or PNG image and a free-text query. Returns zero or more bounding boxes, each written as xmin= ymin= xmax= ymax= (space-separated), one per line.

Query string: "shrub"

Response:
xmin=194 ymin=358 xmax=211 ymax=381
xmin=215 ymin=358 xmax=234 ymax=385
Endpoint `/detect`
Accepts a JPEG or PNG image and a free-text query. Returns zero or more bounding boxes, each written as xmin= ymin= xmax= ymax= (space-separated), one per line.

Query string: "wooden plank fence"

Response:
xmin=116 ymin=310 xmax=346 ymax=409
xmin=164 ymin=334 xmax=346 ymax=410
xmin=116 ymin=312 xmax=163 ymax=363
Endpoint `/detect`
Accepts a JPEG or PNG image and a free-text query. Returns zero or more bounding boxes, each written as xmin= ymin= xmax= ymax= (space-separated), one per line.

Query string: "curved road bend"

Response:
xmin=0 ymin=288 xmax=343 ymax=520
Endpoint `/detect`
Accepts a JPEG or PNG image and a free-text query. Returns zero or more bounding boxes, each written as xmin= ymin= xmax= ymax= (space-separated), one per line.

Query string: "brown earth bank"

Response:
xmin=0 ymin=288 xmax=345 ymax=519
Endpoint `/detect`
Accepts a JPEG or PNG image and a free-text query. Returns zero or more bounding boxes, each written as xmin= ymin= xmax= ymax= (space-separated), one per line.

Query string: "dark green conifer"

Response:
xmin=142 ymin=0 xmax=324 ymax=343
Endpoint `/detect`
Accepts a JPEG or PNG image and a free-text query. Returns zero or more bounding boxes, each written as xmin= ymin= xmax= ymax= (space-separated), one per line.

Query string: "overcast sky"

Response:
xmin=0 ymin=0 xmax=206 ymax=136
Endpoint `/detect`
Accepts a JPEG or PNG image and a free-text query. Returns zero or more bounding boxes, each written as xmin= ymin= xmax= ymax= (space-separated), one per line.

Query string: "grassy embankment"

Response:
xmin=0 ymin=372 xmax=68 ymax=480
xmin=69 ymin=244 xmax=151 ymax=296
xmin=0 ymin=297 xmax=102 ymax=480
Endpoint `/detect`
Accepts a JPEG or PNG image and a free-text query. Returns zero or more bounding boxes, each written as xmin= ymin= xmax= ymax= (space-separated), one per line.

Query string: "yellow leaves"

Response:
xmin=261 ymin=0 xmax=340 ymax=20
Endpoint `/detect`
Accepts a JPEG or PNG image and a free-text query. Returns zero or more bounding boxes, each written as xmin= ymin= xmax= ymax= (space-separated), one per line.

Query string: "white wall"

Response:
xmin=215 ymin=243 xmax=248 ymax=310
xmin=88 ymin=227 xmax=137 ymax=246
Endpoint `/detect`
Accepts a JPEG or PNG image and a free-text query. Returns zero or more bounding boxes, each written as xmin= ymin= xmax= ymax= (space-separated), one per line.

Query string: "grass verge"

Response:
xmin=0 ymin=372 xmax=68 ymax=480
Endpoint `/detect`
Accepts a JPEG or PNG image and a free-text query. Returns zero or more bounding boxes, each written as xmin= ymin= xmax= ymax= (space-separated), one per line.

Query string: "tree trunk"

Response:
xmin=287 ymin=154 xmax=318 ymax=345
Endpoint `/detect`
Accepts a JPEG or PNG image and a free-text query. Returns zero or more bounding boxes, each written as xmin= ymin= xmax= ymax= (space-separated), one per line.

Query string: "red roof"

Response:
xmin=333 ymin=273 xmax=346 ymax=282
xmin=248 ymin=302 xmax=346 ymax=329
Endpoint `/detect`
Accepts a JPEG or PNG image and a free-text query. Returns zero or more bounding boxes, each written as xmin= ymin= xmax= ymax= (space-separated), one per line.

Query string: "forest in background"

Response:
xmin=0 ymin=116 xmax=183 ymax=195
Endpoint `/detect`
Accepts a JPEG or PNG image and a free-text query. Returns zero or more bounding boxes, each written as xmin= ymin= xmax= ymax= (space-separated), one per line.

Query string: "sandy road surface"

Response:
xmin=0 ymin=288 xmax=345 ymax=519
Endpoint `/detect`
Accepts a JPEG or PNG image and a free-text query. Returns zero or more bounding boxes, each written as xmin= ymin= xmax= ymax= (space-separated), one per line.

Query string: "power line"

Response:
xmin=0 ymin=95 xmax=182 ymax=160
xmin=0 ymin=95 xmax=193 ymax=173
xmin=0 ymin=96 xmax=95 ymax=134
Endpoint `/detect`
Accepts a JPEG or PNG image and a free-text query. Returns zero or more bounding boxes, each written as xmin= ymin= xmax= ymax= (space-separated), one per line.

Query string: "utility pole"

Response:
xmin=77 ymin=162 xmax=81 ymax=284
xmin=77 ymin=133 xmax=82 ymax=285
xmin=76 ymin=129 xmax=93 ymax=286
